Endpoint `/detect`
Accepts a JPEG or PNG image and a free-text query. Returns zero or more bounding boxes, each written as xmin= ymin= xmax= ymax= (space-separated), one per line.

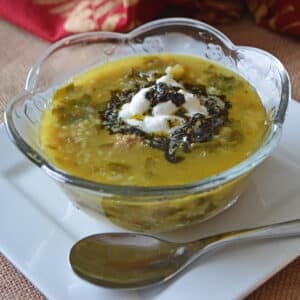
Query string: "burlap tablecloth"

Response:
xmin=0 ymin=16 xmax=299 ymax=299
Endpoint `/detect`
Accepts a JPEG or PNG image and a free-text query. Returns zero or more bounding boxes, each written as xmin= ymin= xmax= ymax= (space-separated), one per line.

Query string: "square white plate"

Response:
xmin=1 ymin=100 xmax=300 ymax=300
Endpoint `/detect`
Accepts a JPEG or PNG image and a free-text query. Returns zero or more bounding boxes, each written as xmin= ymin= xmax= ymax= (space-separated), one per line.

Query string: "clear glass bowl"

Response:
xmin=4 ymin=18 xmax=290 ymax=232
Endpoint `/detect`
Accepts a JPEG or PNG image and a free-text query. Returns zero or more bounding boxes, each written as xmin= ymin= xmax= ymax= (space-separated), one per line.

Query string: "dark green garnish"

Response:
xmin=100 ymin=70 xmax=231 ymax=163
xmin=145 ymin=83 xmax=185 ymax=107
xmin=184 ymin=83 xmax=206 ymax=95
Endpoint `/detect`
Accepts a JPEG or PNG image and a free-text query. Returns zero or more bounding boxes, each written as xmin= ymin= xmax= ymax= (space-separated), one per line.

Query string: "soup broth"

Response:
xmin=40 ymin=54 xmax=266 ymax=186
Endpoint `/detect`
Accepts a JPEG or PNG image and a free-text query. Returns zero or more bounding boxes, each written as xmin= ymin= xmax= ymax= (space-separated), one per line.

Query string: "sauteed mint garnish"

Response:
xmin=101 ymin=65 xmax=231 ymax=163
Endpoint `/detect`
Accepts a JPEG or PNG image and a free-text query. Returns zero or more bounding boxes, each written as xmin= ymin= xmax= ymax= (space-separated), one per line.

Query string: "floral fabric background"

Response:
xmin=0 ymin=0 xmax=299 ymax=41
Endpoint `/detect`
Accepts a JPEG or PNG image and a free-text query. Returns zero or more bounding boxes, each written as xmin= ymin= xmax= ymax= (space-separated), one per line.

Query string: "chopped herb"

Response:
xmin=106 ymin=162 xmax=130 ymax=173
xmin=184 ymin=83 xmax=206 ymax=96
xmin=145 ymin=83 xmax=184 ymax=107
xmin=207 ymin=74 xmax=238 ymax=94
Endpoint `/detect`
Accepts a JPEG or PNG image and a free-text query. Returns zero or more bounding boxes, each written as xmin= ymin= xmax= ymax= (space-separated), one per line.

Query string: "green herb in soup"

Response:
xmin=40 ymin=54 xmax=266 ymax=186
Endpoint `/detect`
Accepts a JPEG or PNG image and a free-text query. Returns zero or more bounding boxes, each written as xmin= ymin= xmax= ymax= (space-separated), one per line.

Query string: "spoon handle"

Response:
xmin=189 ymin=219 xmax=300 ymax=254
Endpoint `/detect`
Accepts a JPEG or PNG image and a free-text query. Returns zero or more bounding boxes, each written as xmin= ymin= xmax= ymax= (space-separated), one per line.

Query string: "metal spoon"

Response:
xmin=70 ymin=219 xmax=300 ymax=289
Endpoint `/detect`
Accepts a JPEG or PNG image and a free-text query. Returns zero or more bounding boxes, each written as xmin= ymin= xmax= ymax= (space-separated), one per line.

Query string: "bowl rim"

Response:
xmin=4 ymin=17 xmax=291 ymax=197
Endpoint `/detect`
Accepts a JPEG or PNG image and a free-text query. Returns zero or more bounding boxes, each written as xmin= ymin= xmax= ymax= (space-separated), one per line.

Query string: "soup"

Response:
xmin=40 ymin=54 xmax=266 ymax=186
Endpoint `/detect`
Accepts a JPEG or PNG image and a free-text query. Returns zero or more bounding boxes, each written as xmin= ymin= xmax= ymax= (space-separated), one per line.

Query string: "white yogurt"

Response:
xmin=118 ymin=66 xmax=208 ymax=134
xmin=118 ymin=87 xmax=150 ymax=119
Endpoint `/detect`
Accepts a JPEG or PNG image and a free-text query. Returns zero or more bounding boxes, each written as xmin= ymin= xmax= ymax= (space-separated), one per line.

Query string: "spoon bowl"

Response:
xmin=70 ymin=219 xmax=300 ymax=289
xmin=70 ymin=233 xmax=190 ymax=289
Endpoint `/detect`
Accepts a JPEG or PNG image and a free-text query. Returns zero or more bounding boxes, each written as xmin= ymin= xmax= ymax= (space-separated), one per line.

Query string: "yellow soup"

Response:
xmin=40 ymin=54 xmax=266 ymax=186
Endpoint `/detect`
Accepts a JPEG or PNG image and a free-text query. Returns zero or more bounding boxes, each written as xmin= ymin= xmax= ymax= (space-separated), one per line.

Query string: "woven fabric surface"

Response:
xmin=0 ymin=17 xmax=299 ymax=300
xmin=0 ymin=254 xmax=44 ymax=300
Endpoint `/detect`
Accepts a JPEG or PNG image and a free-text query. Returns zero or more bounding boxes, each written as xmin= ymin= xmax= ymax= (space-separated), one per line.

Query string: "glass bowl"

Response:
xmin=4 ymin=18 xmax=290 ymax=232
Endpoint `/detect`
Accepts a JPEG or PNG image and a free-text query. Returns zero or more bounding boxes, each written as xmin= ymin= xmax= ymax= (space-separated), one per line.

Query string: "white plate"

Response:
xmin=1 ymin=100 xmax=300 ymax=300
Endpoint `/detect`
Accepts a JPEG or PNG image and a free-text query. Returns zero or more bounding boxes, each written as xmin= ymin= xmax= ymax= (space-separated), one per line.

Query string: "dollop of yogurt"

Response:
xmin=118 ymin=88 xmax=150 ymax=119
xmin=118 ymin=65 xmax=208 ymax=134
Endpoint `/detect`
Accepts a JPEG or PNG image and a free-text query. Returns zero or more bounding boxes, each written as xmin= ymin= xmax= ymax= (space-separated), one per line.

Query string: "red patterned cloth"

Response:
xmin=0 ymin=0 xmax=162 ymax=41
xmin=0 ymin=0 xmax=299 ymax=42
xmin=247 ymin=0 xmax=300 ymax=37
